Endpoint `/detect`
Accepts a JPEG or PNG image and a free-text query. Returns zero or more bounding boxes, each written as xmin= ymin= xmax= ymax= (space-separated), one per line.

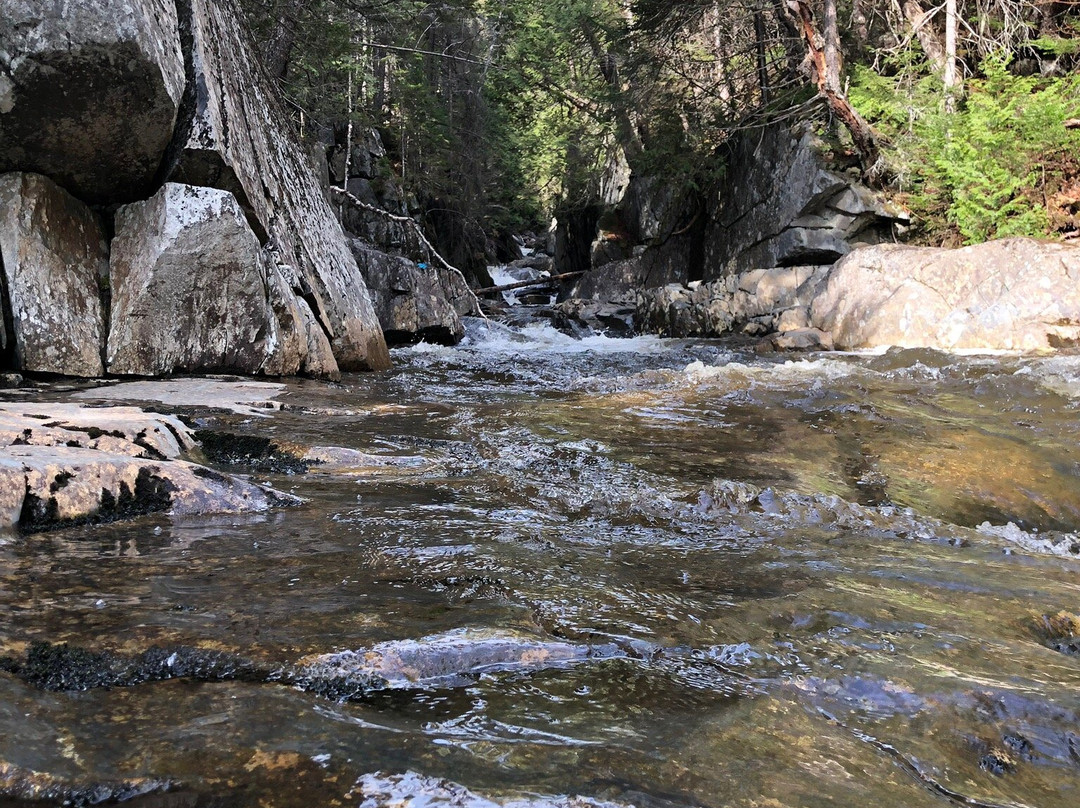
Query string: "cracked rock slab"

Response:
xmin=108 ymin=183 xmax=329 ymax=377
xmin=170 ymin=0 xmax=389 ymax=372
xmin=3 ymin=445 xmax=300 ymax=533
xmin=0 ymin=403 xmax=300 ymax=533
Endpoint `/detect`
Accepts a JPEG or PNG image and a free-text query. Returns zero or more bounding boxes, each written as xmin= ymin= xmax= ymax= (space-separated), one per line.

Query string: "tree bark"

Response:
xmin=823 ymin=0 xmax=842 ymax=94
xmin=899 ymin=0 xmax=946 ymax=75
xmin=944 ymin=0 xmax=959 ymax=112
xmin=753 ymin=7 xmax=771 ymax=106
xmin=262 ymin=0 xmax=315 ymax=82
xmin=788 ymin=0 xmax=884 ymax=183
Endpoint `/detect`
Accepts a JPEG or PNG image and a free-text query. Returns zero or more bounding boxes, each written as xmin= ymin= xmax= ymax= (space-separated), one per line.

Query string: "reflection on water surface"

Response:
xmin=2 ymin=318 xmax=1080 ymax=807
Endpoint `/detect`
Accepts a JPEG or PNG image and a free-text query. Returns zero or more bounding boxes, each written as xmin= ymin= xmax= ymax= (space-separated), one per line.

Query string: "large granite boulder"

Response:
xmin=702 ymin=122 xmax=908 ymax=279
xmin=810 ymin=239 xmax=1080 ymax=351
xmin=0 ymin=173 xmax=107 ymax=377
xmin=107 ymin=183 xmax=335 ymax=377
xmin=168 ymin=0 xmax=389 ymax=371
xmin=350 ymin=242 xmax=480 ymax=345
xmin=0 ymin=0 xmax=185 ymax=202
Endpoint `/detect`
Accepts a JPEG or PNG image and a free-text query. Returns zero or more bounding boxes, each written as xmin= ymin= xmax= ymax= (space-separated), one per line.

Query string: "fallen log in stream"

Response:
xmin=473 ymin=270 xmax=586 ymax=296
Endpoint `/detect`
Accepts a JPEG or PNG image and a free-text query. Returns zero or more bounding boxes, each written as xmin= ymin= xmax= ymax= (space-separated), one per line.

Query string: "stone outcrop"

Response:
xmin=350 ymin=242 xmax=481 ymax=345
xmin=810 ymin=238 xmax=1080 ymax=351
xmin=0 ymin=173 xmax=107 ymax=377
xmin=634 ymin=239 xmax=1080 ymax=354
xmin=107 ymin=183 xmax=335 ymax=377
xmin=0 ymin=0 xmax=185 ymax=202
xmin=636 ymin=266 xmax=829 ymax=339
xmin=702 ymin=122 xmax=908 ymax=278
xmin=0 ymin=402 xmax=299 ymax=533
xmin=169 ymin=0 xmax=389 ymax=372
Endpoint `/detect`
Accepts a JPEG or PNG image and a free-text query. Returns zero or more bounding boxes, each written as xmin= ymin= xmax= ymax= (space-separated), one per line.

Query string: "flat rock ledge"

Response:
xmin=0 ymin=402 xmax=300 ymax=533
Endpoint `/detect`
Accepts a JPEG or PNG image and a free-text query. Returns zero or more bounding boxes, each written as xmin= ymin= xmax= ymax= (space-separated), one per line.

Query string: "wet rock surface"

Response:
xmin=3 ymin=334 xmax=1080 ymax=808
xmin=353 ymin=772 xmax=633 ymax=808
xmin=0 ymin=400 xmax=298 ymax=532
xmin=0 ymin=173 xmax=108 ymax=377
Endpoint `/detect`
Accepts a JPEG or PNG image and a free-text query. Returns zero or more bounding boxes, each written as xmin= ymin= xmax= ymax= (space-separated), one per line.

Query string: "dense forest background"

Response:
xmin=239 ymin=0 xmax=1080 ymax=272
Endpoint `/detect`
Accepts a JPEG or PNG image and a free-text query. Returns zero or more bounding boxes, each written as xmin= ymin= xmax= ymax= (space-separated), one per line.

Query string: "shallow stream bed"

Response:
xmin=2 ymin=318 xmax=1080 ymax=808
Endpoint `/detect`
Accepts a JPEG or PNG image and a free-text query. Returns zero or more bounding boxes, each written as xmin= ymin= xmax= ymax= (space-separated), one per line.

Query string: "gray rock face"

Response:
xmin=350 ymin=242 xmax=480 ymax=345
xmin=702 ymin=123 xmax=908 ymax=279
xmin=0 ymin=173 xmax=107 ymax=377
xmin=634 ymin=266 xmax=829 ymax=339
xmin=565 ymin=237 xmax=692 ymax=303
xmin=810 ymin=238 xmax=1080 ymax=351
xmin=0 ymin=0 xmax=185 ymax=202
xmin=108 ymin=183 xmax=335 ymax=377
xmin=170 ymin=0 xmax=389 ymax=371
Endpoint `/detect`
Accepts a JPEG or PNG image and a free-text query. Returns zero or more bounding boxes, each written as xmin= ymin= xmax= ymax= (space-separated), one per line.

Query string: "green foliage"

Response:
xmin=851 ymin=54 xmax=1080 ymax=243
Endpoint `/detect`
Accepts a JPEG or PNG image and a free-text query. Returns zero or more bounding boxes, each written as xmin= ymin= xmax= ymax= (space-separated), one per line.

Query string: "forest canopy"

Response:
xmin=240 ymin=0 xmax=1080 ymax=248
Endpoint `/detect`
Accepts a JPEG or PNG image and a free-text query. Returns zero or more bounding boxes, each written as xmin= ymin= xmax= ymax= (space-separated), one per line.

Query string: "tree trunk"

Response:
xmin=899 ymin=0 xmax=946 ymax=75
xmin=580 ymin=21 xmax=644 ymax=164
xmin=262 ymin=0 xmax=315 ymax=81
xmin=944 ymin=0 xmax=959 ymax=112
xmin=823 ymin=0 xmax=842 ymax=93
xmin=851 ymin=0 xmax=870 ymax=50
xmin=788 ymin=0 xmax=884 ymax=183
xmin=753 ymin=7 xmax=771 ymax=106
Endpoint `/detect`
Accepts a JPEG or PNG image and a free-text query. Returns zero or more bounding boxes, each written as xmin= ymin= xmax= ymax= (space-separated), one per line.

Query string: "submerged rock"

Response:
xmin=1 ymin=630 xmax=615 ymax=704
xmin=0 ymin=173 xmax=108 ymax=377
xmin=0 ymin=0 xmax=185 ymax=202
xmin=811 ymin=238 xmax=1080 ymax=351
xmin=0 ymin=759 xmax=171 ymax=807
xmin=170 ymin=0 xmax=389 ymax=372
xmin=290 ymin=629 xmax=608 ymax=699
xmin=107 ymin=183 xmax=332 ymax=377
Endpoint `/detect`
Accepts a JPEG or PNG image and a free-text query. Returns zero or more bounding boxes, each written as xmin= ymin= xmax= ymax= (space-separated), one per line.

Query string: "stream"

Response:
xmin=2 ymin=314 xmax=1080 ymax=808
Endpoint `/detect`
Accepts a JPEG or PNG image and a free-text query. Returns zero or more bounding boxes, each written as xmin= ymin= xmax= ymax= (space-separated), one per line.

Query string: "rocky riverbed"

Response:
xmin=2 ymin=325 xmax=1080 ymax=807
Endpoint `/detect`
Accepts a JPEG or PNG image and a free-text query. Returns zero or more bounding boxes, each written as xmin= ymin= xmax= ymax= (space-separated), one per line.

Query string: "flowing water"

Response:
xmin=3 ymin=315 xmax=1080 ymax=808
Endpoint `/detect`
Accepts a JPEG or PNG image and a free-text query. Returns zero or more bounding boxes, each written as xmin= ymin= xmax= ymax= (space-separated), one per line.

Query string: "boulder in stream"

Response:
xmin=811 ymin=238 xmax=1080 ymax=351
xmin=0 ymin=0 xmax=185 ymax=202
xmin=0 ymin=173 xmax=108 ymax=377
xmin=107 ymin=183 xmax=333 ymax=377
xmin=0 ymin=402 xmax=300 ymax=533
xmin=350 ymin=242 xmax=480 ymax=345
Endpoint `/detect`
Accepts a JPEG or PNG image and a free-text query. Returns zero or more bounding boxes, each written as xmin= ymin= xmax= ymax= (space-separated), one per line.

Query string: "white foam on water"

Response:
xmin=486 ymin=264 xmax=551 ymax=305
xmin=1015 ymin=355 xmax=1080 ymax=400
xmin=682 ymin=357 xmax=863 ymax=388
xmin=404 ymin=320 xmax=669 ymax=358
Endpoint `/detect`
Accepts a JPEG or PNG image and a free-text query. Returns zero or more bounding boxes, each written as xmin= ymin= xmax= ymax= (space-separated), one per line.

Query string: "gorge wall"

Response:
xmin=0 ymin=0 xmax=392 ymax=380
